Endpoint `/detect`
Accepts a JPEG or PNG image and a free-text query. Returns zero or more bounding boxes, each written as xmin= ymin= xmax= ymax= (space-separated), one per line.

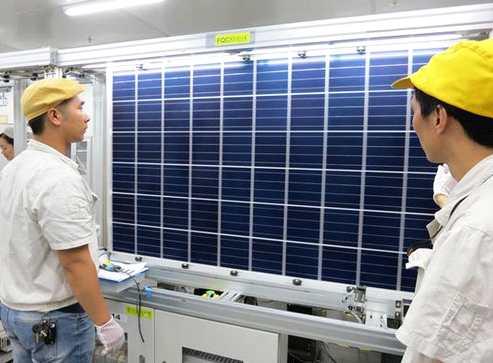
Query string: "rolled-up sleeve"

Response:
xmin=397 ymin=224 xmax=493 ymax=362
xmin=35 ymin=175 xmax=94 ymax=250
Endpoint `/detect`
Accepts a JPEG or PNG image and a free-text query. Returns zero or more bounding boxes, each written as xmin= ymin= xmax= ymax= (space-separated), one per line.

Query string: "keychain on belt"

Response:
xmin=32 ymin=319 xmax=57 ymax=345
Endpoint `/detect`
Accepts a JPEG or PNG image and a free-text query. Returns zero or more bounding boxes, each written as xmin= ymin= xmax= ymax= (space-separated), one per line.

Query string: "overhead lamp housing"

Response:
xmin=64 ymin=0 xmax=165 ymax=17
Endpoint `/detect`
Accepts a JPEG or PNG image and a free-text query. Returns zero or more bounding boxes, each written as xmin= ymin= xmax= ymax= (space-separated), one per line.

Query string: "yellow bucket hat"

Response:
xmin=21 ymin=78 xmax=86 ymax=122
xmin=392 ymin=39 xmax=493 ymax=119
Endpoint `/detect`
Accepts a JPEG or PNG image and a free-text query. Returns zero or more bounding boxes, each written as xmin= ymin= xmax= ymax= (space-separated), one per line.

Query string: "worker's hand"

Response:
xmin=433 ymin=164 xmax=457 ymax=206
xmin=96 ymin=316 xmax=125 ymax=355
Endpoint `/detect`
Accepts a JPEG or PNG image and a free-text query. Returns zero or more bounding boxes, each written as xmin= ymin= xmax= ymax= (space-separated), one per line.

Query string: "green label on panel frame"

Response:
xmin=214 ymin=31 xmax=253 ymax=47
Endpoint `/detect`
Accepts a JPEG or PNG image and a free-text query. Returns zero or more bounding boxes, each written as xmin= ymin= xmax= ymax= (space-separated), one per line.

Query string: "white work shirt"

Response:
xmin=397 ymin=154 xmax=493 ymax=362
xmin=0 ymin=140 xmax=98 ymax=312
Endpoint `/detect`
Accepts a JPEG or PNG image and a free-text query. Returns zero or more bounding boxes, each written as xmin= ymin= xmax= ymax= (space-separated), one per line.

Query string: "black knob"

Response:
xmin=293 ymin=278 xmax=302 ymax=286
xmin=181 ymin=263 xmax=189 ymax=269
xmin=230 ymin=270 xmax=238 ymax=277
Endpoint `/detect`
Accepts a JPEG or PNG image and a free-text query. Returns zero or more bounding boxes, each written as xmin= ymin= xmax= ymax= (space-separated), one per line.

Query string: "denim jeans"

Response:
xmin=0 ymin=303 xmax=95 ymax=363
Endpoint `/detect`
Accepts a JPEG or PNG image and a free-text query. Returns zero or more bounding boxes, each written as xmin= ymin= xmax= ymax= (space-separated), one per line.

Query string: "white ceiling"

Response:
xmin=0 ymin=0 xmax=492 ymax=52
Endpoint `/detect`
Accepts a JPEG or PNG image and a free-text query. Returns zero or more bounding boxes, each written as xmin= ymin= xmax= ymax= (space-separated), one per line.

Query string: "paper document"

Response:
xmin=98 ymin=261 xmax=148 ymax=282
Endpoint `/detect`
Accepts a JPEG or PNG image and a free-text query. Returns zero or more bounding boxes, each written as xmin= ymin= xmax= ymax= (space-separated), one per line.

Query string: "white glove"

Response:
xmin=406 ymin=248 xmax=434 ymax=293
xmin=96 ymin=316 xmax=125 ymax=355
xmin=433 ymin=164 xmax=457 ymax=201
xmin=405 ymin=248 xmax=433 ymax=270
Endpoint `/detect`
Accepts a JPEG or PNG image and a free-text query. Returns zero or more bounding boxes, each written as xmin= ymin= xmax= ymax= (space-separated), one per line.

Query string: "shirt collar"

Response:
xmin=435 ymin=154 xmax=493 ymax=226
xmin=27 ymin=139 xmax=79 ymax=171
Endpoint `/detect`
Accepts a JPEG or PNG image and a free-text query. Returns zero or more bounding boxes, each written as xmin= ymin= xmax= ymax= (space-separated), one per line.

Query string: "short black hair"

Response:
xmin=27 ymin=98 xmax=73 ymax=136
xmin=414 ymin=88 xmax=493 ymax=148
xmin=0 ymin=133 xmax=13 ymax=145
xmin=29 ymin=114 xmax=46 ymax=135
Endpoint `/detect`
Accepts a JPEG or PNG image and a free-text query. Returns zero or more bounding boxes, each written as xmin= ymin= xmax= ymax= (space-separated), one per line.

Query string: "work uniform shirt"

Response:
xmin=0 ymin=140 xmax=98 ymax=312
xmin=397 ymin=155 xmax=493 ymax=362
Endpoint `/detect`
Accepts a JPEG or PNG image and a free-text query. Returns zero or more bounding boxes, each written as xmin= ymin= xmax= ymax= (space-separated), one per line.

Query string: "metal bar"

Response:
xmin=248 ymin=59 xmax=257 ymax=271
xmin=317 ymin=53 xmax=330 ymax=280
xmin=356 ymin=50 xmax=370 ymax=285
xmin=188 ymin=65 xmax=194 ymax=262
xmin=160 ymin=63 xmax=165 ymax=258
xmin=133 ymin=70 xmax=138 ymax=255
xmin=91 ymin=75 xmax=107 ymax=235
xmin=282 ymin=54 xmax=293 ymax=276
xmin=110 ymin=251 xmax=414 ymax=301
xmin=12 ymin=79 xmax=29 ymax=155
xmin=217 ymin=61 xmax=225 ymax=266
xmin=105 ymin=70 xmax=114 ymax=250
xmin=0 ymin=48 xmax=56 ymax=70
xmin=143 ymin=264 xmax=412 ymax=312
xmin=104 ymin=280 xmax=406 ymax=355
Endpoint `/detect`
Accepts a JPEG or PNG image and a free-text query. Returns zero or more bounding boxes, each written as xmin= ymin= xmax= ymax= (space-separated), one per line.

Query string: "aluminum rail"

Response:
xmin=109 ymin=251 xmax=413 ymax=313
xmin=56 ymin=4 xmax=493 ymax=66
xmin=103 ymin=279 xmax=406 ymax=356
xmin=0 ymin=48 xmax=56 ymax=71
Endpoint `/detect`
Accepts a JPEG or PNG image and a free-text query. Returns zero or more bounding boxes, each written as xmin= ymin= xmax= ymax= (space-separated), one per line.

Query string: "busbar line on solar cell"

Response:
xmin=114 ymin=88 xmax=410 ymax=103
xmin=115 ymin=221 xmax=410 ymax=253
xmin=114 ymin=220 xmax=410 ymax=255
xmin=114 ymin=161 xmax=436 ymax=177
xmin=114 ymin=190 xmax=435 ymax=217
xmin=114 ymin=129 xmax=414 ymax=134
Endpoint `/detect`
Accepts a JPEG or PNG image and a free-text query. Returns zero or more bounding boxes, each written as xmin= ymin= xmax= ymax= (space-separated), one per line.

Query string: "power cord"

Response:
xmin=123 ymin=272 xmax=145 ymax=344
xmin=99 ymin=256 xmax=146 ymax=344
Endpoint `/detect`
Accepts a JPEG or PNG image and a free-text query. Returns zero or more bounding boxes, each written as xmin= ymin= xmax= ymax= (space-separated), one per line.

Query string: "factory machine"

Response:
xmin=1 ymin=4 xmax=492 ymax=362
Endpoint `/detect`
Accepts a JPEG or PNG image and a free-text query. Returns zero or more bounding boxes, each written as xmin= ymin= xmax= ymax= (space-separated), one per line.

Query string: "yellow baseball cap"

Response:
xmin=21 ymin=78 xmax=86 ymax=122
xmin=392 ymin=39 xmax=493 ymax=119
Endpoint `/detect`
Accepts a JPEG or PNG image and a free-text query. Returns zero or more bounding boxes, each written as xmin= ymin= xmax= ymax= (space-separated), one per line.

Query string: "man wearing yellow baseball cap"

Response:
xmin=392 ymin=39 xmax=493 ymax=362
xmin=0 ymin=78 xmax=124 ymax=361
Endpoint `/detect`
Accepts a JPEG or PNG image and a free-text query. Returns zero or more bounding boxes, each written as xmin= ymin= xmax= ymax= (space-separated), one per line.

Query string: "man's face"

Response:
xmin=58 ymin=96 xmax=90 ymax=143
xmin=411 ymin=95 xmax=440 ymax=163
xmin=0 ymin=137 xmax=14 ymax=161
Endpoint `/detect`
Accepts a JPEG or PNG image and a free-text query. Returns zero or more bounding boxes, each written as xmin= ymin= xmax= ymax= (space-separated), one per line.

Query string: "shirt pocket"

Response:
xmin=436 ymin=292 xmax=489 ymax=355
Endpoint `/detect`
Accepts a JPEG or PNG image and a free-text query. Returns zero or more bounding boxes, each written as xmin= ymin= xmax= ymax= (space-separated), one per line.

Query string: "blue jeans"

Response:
xmin=0 ymin=304 xmax=95 ymax=363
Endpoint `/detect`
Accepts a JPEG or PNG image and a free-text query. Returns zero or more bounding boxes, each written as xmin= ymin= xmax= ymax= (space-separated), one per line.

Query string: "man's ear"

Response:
xmin=45 ymin=108 xmax=63 ymax=127
xmin=434 ymin=105 xmax=449 ymax=135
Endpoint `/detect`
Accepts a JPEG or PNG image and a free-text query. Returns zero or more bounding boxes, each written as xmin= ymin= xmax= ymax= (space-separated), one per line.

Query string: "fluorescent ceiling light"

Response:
xmin=64 ymin=0 xmax=165 ymax=17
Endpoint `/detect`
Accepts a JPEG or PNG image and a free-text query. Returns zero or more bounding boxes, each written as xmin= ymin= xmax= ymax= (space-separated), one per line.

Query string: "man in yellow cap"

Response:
xmin=392 ymin=39 xmax=493 ymax=362
xmin=0 ymin=78 xmax=124 ymax=362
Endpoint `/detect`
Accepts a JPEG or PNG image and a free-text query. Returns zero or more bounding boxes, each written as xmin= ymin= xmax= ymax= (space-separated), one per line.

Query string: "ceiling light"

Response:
xmin=64 ymin=0 xmax=165 ymax=17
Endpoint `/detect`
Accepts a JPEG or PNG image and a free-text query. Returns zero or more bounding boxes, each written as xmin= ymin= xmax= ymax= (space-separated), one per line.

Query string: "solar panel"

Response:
xmin=112 ymin=48 xmax=442 ymax=291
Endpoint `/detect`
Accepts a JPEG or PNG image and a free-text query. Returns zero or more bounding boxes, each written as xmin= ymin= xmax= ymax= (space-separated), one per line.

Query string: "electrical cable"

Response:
xmin=99 ymin=255 xmax=145 ymax=343
xmin=122 ymin=271 xmax=145 ymax=343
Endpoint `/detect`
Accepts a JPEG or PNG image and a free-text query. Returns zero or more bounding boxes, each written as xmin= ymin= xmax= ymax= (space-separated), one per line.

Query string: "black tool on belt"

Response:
xmin=32 ymin=319 xmax=57 ymax=345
